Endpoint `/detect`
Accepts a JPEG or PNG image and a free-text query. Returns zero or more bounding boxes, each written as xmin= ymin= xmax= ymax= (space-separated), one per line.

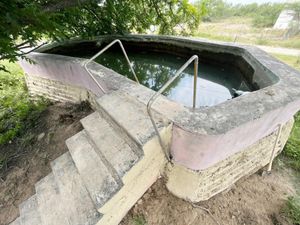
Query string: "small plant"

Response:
xmin=133 ymin=215 xmax=147 ymax=225
xmin=284 ymin=197 xmax=300 ymax=225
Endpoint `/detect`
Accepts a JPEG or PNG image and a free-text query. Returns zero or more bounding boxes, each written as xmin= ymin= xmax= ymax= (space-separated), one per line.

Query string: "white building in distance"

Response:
xmin=274 ymin=10 xmax=297 ymax=29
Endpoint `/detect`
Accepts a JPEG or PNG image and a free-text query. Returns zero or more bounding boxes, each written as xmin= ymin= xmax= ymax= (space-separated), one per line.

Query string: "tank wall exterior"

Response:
xmin=25 ymin=73 xmax=99 ymax=109
xmin=166 ymin=118 xmax=294 ymax=202
xmin=19 ymin=53 xmax=105 ymax=97
xmin=171 ymin=100 xmax=300 ymax=171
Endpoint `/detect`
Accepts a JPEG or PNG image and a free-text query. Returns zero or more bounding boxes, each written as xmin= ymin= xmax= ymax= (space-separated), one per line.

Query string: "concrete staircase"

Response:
xmin=9 ymin=91 xmax=169 ymax=225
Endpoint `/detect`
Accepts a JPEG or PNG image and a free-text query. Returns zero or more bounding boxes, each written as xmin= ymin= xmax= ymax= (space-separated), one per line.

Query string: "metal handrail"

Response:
xmin=84 ymin=39 xmax=140 ymax=94
xmin=267 ymin=123 xmax=282 ymax=173
xmin=147 ymin=55 xmax=199 ymax=161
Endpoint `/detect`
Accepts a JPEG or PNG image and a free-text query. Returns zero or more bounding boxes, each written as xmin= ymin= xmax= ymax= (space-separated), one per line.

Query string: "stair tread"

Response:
xmin=19 ymin=195 xmax=42 ymax=225
xmin=67 ymin=130 xmax=121 ymax=208
xmin=35 ymin=173 xmax=69 ymax=225
xmin=51 ymin=152 xmax=101 ymax=225
xmin=97 ymin=92 xmax=165 ymax=145
xmin=81 ymin=112 xmax=140 ymax=178
xmin=9 ymin=218 xmax=20 ymax=225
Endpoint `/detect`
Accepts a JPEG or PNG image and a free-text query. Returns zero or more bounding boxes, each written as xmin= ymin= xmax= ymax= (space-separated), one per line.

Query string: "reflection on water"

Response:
xmin=90 ymin=50 xmax=251 ymax=107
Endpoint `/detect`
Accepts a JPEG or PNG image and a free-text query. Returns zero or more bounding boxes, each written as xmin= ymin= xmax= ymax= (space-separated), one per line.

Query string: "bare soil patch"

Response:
xmin=0 ymin=102 xmax=93 ymax=225
xmin=121 ymin=165 xmax=298 ymax=225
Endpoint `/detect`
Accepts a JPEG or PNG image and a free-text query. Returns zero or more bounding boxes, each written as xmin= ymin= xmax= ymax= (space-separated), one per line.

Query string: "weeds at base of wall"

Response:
xmin=281 ymin=112 xmax=300 ymax=224
xmin=283 ymin=112 xmax=300 ymax=171
xmin=133 ymin=215 xmax=147 ymax=225
xmin=0 ymin=61 xmax=49 ymax=171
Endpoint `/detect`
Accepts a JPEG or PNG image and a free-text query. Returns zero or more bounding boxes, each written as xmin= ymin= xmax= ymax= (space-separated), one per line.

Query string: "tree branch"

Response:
xmin=43 ymin=0 xmax=94 ymax=12
xmin=0 ymin=42 xmax=47 ymax=61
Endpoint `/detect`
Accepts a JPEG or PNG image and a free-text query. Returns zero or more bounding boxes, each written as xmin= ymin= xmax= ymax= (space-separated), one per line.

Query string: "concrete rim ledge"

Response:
xmin=32 ymin=35 xmax=300 ymax=133
xmin=166 ymin=118 xmax=294 ymax=202
xmin=19 ymin=34 xmax=300 ymax=172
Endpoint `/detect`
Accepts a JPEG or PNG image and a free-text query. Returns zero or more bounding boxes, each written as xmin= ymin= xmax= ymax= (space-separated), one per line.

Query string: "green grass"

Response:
xmin=195 ymin=32 xmax=234 ymax=42
xmin=132 ymin=215 xmax=147 ymax=225
xmin=0 ymin=61 xmax=48 ymax=146
xmin=281 ymin=112 xmax=300 ymax=224
xmin=271 ymin=54 xmax=300 ymax=71
xmin=283 ymin=112 xmax=300 ymax=171
xmin=285 ymin=197 xmax=300 ymax=225
xmin=195 ymin=16 xmax=300 ymax=50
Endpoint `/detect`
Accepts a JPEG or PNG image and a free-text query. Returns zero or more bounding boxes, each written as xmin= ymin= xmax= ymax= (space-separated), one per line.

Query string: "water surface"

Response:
xmin=87 ymin=50 xmax=251 ymax=107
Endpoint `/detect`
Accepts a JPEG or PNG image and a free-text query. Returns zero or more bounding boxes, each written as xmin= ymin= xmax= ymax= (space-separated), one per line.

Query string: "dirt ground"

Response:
xmin=0 ymin=101 xmax=298 ymax=225
xmin=0 ymin=102 xmax=93 ymax=225
xmin=121 ymin=164 xmax=298 ymax=225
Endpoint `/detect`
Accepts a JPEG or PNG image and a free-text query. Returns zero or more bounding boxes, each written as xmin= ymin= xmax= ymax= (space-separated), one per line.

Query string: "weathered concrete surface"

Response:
xmin=66 ymin=130 xmax=121 ymax=209
xmin=35 ymin=173 xmax=69 ymax=225
xmin=51 ymin=152 xmax=102 ymax=225
xmin=96 ymin=90 xmax=168 ymax=145
xmin=9 ymin=218 xmax=20 ymax=225
xmin=19 ymin=195 xmax=42 ymax=225
xmin=81 ymin=112 xmax=140 ymax=178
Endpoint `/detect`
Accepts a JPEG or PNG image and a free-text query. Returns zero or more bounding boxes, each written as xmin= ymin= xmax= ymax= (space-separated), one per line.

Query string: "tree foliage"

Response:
xmin=0 ymin=0 xmax=201 ymax=68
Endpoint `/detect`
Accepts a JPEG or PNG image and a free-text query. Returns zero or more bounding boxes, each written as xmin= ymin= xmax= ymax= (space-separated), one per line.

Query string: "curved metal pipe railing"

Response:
xmin=84 ymin=39 xmax=140 ymax=94
xmin=267 ymin=123 xmax=282 ymax=173
xmin=147 ymin=55 xmax=199 ymax=161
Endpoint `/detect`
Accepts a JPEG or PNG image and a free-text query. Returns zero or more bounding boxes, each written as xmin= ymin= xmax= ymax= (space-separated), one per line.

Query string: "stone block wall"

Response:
xmin=166 ymin=118 xmax=294 ymax=202
xmin=25 ymin=74 xmax=98 ymax=108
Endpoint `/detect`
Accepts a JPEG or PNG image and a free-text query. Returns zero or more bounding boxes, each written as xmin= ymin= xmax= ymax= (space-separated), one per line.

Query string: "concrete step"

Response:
xmin=51 ymin=152 xmax=101 ymax=225
xmin=66 ymin=130 xmax=121 ymax=208
xmin=9 ymin=218 xmax=20 ymax=225
xmin=96 ymin=91 xmax=165 ymax=145
xmin=35 ymin=173 xmax=69 ymax=225
xmin=81 ymin=112 xmax=141 ymax=178
xmin=19 ymin=195 xmax=42 ymax=225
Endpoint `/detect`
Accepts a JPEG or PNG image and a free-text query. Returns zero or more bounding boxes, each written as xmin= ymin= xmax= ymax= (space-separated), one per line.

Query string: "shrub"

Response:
xmin=0 ymin=61 xmax=48 ymax=145
xmin=283 ymin=112 xmax=300 ymax=171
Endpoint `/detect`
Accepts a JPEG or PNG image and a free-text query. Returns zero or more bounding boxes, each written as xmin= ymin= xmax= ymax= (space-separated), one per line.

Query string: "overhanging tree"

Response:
xmin=0 ymin=0 xmax=203 ymax=71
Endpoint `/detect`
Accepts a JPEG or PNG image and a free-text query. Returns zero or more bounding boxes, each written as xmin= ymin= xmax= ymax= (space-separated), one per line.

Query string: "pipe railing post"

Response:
xmin=147 ymin=55 xmax=199 ymax=161
xmin=193 ymin=57 xmax=198 ymax=108
xmin=84 ymin=39 xmax=140 ymax=94
xmin=267 ymin=124 xmax=283 ymax=173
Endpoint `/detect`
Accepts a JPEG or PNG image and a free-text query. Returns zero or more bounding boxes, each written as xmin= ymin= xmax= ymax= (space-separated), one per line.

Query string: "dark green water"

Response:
xmin=89 ymin=50 xmax=251 ymax=107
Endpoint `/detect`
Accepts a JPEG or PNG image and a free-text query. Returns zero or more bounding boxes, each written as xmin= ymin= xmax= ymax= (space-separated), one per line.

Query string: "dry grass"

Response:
xmin=195 ymin=17 xmax=300 ymax=49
